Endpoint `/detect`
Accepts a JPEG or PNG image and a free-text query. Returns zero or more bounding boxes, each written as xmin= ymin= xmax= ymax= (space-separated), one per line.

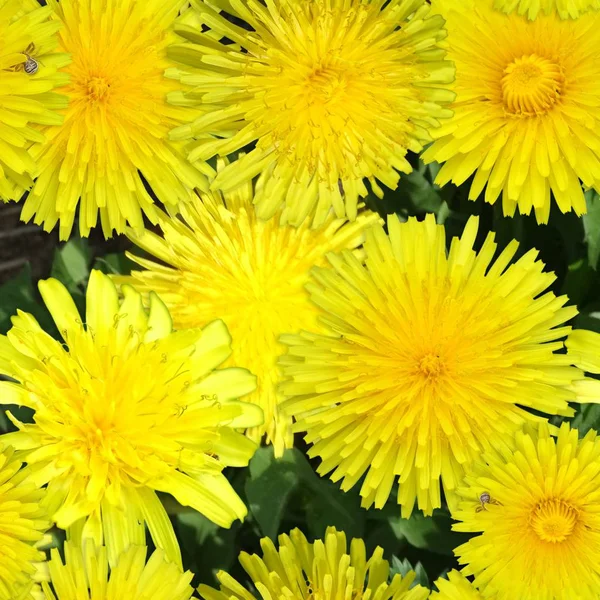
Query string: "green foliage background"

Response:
xmin=3 ymin=154 xmax=600 ymax=590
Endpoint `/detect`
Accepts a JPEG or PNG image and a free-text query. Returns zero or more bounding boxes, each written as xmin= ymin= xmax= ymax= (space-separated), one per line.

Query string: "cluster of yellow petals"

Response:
xmin=0 ymin=0 xmax=68 ymax=201
xmin=199 ymin=527 xmax=429 ymax=600
xmin=168 ymin=0 xmax=454 ymax=227
xmin=0 ymin=270 xmax=262 ymax=567
xmin=21 ymin=0 xmax=211 ymax=240
xmin=0 ymin=447 xmax=49 ymax=600
xmin=425 ymin=0 xmax=600 ymax=223
xmin=453 ymin=423 xmax=600 ymax=600
xmin=42 ymin=542 xmax=195 ymax=600
xmin=281 ymin=214 xmax=584 ymax=517
xmin=115 ymin=171 xmax=380 ymax=457
xmin=494 ymin=0 xmax=600 ymax=19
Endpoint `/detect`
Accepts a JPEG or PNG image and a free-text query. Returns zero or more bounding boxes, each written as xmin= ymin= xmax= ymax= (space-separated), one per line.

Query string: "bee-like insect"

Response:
xmin=21 ymin=43 xmax=39 ymax=75
xmin=476 ymin=491 xmax=503 ymax=512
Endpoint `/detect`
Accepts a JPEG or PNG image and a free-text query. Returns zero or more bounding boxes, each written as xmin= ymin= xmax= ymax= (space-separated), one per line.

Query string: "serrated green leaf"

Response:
xmin=93 ymin=252 xmax=137 ymax=276
xmin=390 ymin=556 xmax=430 ymax=589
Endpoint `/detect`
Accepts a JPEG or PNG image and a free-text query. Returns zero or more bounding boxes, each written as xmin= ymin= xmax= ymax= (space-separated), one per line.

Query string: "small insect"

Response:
xmin=22 ymin=43 xmax=39 ymax=75
xmin=476 ymin=491 xmax=503 ymax=512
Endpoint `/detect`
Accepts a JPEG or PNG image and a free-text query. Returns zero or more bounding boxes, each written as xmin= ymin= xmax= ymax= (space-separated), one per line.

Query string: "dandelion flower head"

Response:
xmin=21 ymin=0 xmax=212 ymax=240
xmin=117 ymin=172 xmax=381 ymax=457
xmin=42 ymin=542 xmax=194 ymax=600
xmin=453 ymin=423 xmax=600 ymax=600
xmin=423 ymin=0 xmax=600 ymax=223
xmin=168 ymin=0 xmax=455 ymax=227
xmin=494 ymin=0 xmax=600 ymax=19
xmin=0 ymin=0 xmax=69 ymax=202
xmin=0 ymin=447 xmax=50 ymax=600
xmin=0 ymin=270 xmax=262 ymax=567
xmin=280 ymin=214 xmax=583 ymax=517
xmin=198 ymin=527 xmax=429 ymax=600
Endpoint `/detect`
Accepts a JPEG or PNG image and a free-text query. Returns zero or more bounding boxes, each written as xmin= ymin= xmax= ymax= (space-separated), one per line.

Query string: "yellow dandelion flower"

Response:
xmin=430 ymin=571 xmax=482 ymax=600
xmin=42 ymin=542 xmax=194 ymax=600
xmin=198 ymin=527 xmax=429 ymax=600
xmin=453 ymin=422 xmax=600 ymax=599
xmin=0 ymin=270 xmax=263 ymax=567
xmin=494 ymin=0 xmax=600 ymax=19
xmin=0 ymin=447 xmax=50 ymax=600
xmin=168 ymin=0 xmax=455 ymax=227
xmin=280 ymin=214 xmax=585 ymax=517
xmin=422 ymin=0 xmax=600 ymax=223
xmin=20 ymin=0 xmax=212 ymax=241
xmin=566 ymin=328 xmax=600 ymax=402
xmin=115 ymin=172 xmax=381 ymax=457
xmin=0 ymin=0 xmax=69 ymax=202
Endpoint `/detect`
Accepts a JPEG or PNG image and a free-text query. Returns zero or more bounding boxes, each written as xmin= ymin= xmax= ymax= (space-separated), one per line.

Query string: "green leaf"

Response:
xmin=245 ymin=446 xmax=301 ymax=539
xmin=390 ymin=556 xmax=430 ymax=589
xmin=51 ymin=238 xmax=91 ymax=292
xmin=388 ymin=510 xmax=470 ymax=556
xmin=93 ymin=252 xmax=137 ymax=276
xmin=176 ymin=512 xmax=238 ymax=586
xmin=0 ymin=264 xmax=56 ymax=336
xmin=583 ymin=191 xmax=600 ymax=270
xmin=571 ymin=404 xmax=600 ymax=436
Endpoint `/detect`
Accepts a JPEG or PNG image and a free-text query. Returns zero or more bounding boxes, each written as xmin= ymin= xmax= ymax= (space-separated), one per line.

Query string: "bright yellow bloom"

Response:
xmin=116 ymin=172 xmax=380 ymax=457
xmin=280 ymin=214 xmax=585 ymax=517
xmin=423 ymin=0 xmax=600 ymax=223
xmin=199 ymin=527 xmax=429 ymax=600
xmin=430 ymin=571 xmax=482 ymax=600
xmin=20 ymin=0 xmax=211 ymax=240
xmin=494 ymin=0 xmax=600 ymax=19
xmin=0 ymin=270 xmax=262 ymax=568
xmin=168 ymin=0 xmax=455 ymax=227
xmin=42 ymin=542 xmax=194 ymax=600
xmin=453 ymin=423 xmax=600 ymax=599
xmin=0 ymin=0 xmax=69 ymax=201
xmin=0 ymin=447 xmax=50 ymax=600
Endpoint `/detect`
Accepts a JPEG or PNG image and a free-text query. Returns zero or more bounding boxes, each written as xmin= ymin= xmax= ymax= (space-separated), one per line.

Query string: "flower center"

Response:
xmin=86 ymin=76 xmax=111 ymax=103
xmin=305 ymin=64 xmax=349 ymax=104
xmin=530 ymin=499 xmax=579 ymax=543
xmin=418 ymin=353 xmax=444 ymax=379
xmin=502 ymin=54 xmax=563 ymax=115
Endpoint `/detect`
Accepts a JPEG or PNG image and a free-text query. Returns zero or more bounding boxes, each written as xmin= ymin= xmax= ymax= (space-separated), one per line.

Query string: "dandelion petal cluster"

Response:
xmin=199 ymin=527 xmax=429 ymax=600
xmin=453 ymin=423 xmax=600 ymax=600
xmin=168 ymin=0 xmax=455 ymax=227
xmin=494 ymin=0 xmax=600 ymax=19
xmin=0 ymin=0 xmax=69 ymax=201
xmin=424 ymin=0 xmax=600 ymax=223
xmin=0 ymin=270 xmax=262 ymax=567
xmin=42 ymin=542 xmax=195 ymax=600
xmin=281 ymin=215 xmax=583 ymax=517
xmin=117 ymin=173 xmax=380 ymax=457
xmin=0 ymin=447 xmax=50 ymax=600
xmin=22 ymin=0 xmax=211 ymax=240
